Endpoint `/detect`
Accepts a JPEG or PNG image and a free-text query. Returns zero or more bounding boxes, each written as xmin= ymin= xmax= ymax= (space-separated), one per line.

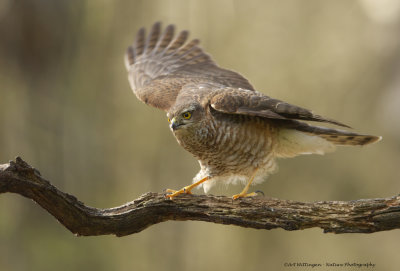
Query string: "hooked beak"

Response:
xmin=170 ymin=117 xmax=182 ymax=131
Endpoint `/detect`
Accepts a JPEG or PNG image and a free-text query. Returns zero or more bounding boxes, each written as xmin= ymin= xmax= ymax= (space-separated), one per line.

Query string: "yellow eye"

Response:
xmin=182 ymin=112 xmax=192 ymax=119
xmin=167 ymin=118 xmax=171 ymax=123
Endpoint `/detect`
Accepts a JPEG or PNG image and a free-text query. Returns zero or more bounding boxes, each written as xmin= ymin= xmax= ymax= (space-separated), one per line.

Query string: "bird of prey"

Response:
xmin=124 ymin=22 xmax=381 ymax=199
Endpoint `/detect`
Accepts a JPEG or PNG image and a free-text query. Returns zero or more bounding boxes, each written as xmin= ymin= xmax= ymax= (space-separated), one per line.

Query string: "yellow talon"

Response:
xmin=232 ymin=169 xmax=259 ymax=200
xmin=165 ymin=177 xmax=209 ymax=200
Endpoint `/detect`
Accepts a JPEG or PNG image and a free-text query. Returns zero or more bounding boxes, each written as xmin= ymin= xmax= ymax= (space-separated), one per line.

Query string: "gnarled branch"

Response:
xmin=0 ymin=157 xmax=399 ymax=236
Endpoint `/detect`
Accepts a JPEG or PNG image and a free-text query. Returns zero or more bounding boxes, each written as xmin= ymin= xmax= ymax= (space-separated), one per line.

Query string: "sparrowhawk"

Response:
xmin=124 ymin=22 xmax=381 ymax=199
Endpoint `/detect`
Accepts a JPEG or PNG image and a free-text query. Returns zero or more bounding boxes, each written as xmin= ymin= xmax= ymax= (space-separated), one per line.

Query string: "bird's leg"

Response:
xmin=165 ymin=176 xmax=209 ymax=199
xmin=232 ymin=169 xmax=259 ymax=200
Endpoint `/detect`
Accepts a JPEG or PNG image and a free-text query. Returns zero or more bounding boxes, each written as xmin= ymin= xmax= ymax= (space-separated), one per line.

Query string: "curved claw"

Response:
xmin=255 ymin=190 xmax=265 ymax=196
xmin=232 ymin=191 xmax=258 ymax=200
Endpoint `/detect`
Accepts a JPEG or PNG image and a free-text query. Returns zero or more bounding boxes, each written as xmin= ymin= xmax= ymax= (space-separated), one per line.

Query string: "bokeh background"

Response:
xmin=1 ymin=0 xmax=399 ymax=270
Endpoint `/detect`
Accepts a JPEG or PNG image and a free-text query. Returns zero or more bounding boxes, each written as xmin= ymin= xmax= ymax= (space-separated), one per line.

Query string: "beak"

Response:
xmin=170 ymin=117 xmax=181 ymax=131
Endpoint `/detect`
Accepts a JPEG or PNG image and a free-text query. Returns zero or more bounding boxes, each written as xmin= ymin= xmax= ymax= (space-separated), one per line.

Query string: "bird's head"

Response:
xmin=167 ymin=103 xmax=204 ymax=132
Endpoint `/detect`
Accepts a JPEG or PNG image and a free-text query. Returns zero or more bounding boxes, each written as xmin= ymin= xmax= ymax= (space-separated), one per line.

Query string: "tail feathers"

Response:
xmin=275 ymin=129 xmax=336 ymax=158
xmin=295 ymin=125 xmax=382 ymax=146
xmin=318 ymin=133 xmax=381 ymax=146
xmin=275 ymin=123 xmax=381 ymax=158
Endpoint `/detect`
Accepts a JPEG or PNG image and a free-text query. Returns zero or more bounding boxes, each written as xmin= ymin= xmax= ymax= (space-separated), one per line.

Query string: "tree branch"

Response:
xmin=0 ymin=157 xmax=399 ymax=236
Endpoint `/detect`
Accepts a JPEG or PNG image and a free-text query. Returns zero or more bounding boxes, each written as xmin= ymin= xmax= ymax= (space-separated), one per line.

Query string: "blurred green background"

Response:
xmin=1 ymin=0 xmax=399 ymax=270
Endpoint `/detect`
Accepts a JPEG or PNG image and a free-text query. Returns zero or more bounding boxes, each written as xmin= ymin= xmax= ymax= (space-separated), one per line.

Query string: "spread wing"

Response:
xmin=125 ymin=22 xmax=254 ymax=111
xmin=209 ymin=88 xmax=350 ymax=127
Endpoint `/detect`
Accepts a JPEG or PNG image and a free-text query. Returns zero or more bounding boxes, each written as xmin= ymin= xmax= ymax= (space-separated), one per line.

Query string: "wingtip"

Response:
xmin=150 ymin=21 xmax=162 ymax=33
xmin=165 ymin=23 xmax=175 ymax=31
xmin=314 ymin=114 xmax=352 ymax=129
xmin=329 ymin=120 xmax=352 ymax=129
xmin=124 ymin=46 xmax=134 ymax=69
xmin=136 ymin=27 xmax=146 ymax=37
xmin=191 ymin=38 xmax=200 ymax=45
xmin=179 ymin=30 xmax=190 ymax=40
xmin=153 ymin=21 xmax=162 ymax=27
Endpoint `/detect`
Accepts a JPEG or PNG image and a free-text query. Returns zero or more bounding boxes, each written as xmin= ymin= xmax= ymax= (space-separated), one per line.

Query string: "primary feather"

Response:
xmin=125 ymin=22 xmax=254 ymax=111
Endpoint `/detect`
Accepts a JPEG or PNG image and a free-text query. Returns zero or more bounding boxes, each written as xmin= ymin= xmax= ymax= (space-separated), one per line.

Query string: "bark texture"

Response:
xmin=0 ymin=157 xmax=399 ymax=236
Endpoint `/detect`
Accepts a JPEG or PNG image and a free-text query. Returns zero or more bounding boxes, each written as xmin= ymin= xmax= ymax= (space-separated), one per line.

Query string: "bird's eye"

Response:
xmin=182 ymin=112 xmax=192 ymax=119
xmin=167 ymin=118 xmax=171 ymax=123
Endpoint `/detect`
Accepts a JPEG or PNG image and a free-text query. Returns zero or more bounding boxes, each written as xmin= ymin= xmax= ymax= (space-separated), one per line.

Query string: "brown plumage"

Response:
xmin=125 ymin=22 xmax=381 ymax=199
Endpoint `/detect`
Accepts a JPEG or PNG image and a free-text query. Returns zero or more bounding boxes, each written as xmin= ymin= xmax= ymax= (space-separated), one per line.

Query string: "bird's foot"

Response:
xmin=232 ymin=191 xmax=258 ymax=200
xmin=232 ymin=169 xmax=260 ymax=200
xmin=164 ymin=176 xmax=210 ymax=200
xmin=164 ymin=187 xmax=193 ymax=199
